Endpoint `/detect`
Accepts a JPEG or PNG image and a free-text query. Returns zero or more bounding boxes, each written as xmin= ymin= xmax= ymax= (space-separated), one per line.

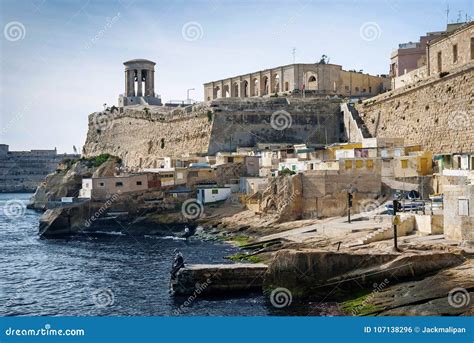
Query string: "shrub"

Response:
xmin=280 ymin=168 xmax=296 ymax=176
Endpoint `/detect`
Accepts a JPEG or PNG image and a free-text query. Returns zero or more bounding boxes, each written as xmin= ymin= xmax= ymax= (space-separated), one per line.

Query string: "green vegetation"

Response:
xmin=228 ymin=235 xmax=251 ymax=247
xmin=340 ymin=290 xmax=379 ymax=316
xmin=279 ymin=168 xmax=296 ymax=176
xmin=227 ymin=252 xmax=262 ymax=263
xmin=144 ymin=107 xmax=150 ymax=114
xmin=207 ymin=110 xmax=213 ymax=122
xmin=80 ymin=154 xmax=121 ymax=168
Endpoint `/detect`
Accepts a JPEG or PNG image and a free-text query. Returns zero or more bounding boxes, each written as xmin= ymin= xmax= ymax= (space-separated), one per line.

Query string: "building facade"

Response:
xmin=0 ymin=144 xmax=79 ymax=192
xmin=427 ymin=22 xmax=474 ymax=75
xmin=204 ymin=63 xmax=390 ymax=101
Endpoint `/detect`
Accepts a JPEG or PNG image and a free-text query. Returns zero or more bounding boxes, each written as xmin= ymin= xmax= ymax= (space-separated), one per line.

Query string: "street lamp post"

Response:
xmin=186 ymin=88 xmax=195 ymax=104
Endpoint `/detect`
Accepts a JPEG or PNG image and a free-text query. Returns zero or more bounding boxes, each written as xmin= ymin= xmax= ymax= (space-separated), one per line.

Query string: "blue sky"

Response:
xmin=1 ymin=0 xmax=472 ymax=153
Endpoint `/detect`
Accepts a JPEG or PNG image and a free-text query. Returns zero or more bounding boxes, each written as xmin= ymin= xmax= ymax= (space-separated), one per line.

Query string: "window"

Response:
xmin=333 ymin=81 xmax=337 ymax=92
xmin=285 ymin=82 xmax=289 ymax=91
xmin=228 ymin=157 xmax=234 ymax=163
xmin=345 ymin=85 xmax=349 ymax=91
xmin=355 ymin=87 xmax=359 ymax=92
xmin=471 ymin=37 xmax=474 ymax=60
xmin=401 ymin=160 xmax=408 ymax=169
xmin=453 ymin=44 xmax=458 ymax=63
xmin=355 ymin=160 xmax=363 ymax=169
xmin=212 ymin=189 xmax=219 ymax=195
xmin=345 ymin=160 xmax=352 ymax=169
xmin=115 ymin=182 xmax=123 ymax=187
xmin=458 ymin=199 xmax=469 ymax=216
xmin=99 ymin=182 xmax=105 ymax=187
xmin=366 ymin=160 xmax=374 ymax=169
xmin=136 ymin=181 xmax=142 ymax=186
xmin=292 ymin=165 xmax=296 ymax=171
xmin=437 ymin=51 xmax=442 ymax=73
xmin=369 ymin=86 xmax=372 ymax=93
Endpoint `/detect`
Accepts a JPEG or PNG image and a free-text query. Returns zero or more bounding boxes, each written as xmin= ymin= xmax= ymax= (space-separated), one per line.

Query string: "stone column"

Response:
xmin=249 ymin=75 xmax=255 ymax=97
xmin=145 ymin=69 xmax=154 ymax=97
xmin=150 ymin=70 xmax=154 ymax=96
xmin=126 ymin=70 xmax=135 ymax=96
xmin=280 ymin=67 xmax=284 ymax=92
xmin=136 ymin=69 xmax=143 ymax=97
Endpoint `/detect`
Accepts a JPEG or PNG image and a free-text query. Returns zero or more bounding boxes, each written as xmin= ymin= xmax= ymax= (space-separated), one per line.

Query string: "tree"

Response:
xmin=319 ymin=54 xmax=329 ymax=64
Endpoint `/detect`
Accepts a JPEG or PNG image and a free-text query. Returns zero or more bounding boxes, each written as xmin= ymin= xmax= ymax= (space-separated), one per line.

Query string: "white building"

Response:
xmin=196 ymin=187 xmax=232 ymax=204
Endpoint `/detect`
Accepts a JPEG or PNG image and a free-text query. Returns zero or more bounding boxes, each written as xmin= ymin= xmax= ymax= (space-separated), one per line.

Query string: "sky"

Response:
xmin=0 ymin=0 xmax=472 ymax=153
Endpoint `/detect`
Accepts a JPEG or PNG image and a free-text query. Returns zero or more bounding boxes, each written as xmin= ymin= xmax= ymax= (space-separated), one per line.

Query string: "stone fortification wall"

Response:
xmin=83 ymin=98 xmax=343 ymax=168
xmin=355 ymin=63 xmax=474 ymax=154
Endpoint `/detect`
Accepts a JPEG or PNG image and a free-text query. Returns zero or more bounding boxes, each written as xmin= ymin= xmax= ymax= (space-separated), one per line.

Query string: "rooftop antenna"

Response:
xmin=456 ymin=10 xmax=462 ymax=23
xmin=292 ymin=47 xmax=296 ymax=64
xmin=446 ymin=3 xmax=450 ymax=25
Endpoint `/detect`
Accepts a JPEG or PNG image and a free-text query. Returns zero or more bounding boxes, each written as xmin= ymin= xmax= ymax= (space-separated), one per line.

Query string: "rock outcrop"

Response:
xmin=263 ymin=249 xmax=466 ymax=298
xmin=29 ymin=157 xmax=119 ymax=210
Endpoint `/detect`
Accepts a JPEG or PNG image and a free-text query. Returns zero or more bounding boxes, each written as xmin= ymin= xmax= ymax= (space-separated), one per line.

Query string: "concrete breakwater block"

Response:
xmin=171 ymin=263 xmax=268 ymax=296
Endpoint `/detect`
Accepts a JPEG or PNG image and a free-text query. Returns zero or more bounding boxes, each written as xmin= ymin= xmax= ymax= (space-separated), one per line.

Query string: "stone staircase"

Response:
xmin=361 ymin=215 xmax=415 ymax=244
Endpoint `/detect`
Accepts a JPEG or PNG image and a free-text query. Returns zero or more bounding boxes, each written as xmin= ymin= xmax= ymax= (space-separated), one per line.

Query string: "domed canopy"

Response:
xmin=123 ymin=59 xmax=156 ymax=66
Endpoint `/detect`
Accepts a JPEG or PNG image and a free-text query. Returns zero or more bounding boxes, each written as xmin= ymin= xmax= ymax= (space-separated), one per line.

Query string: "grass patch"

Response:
xmin=340 ymin=290 xmax=380 ymax=316
xmin=227 ymin=252 xmax=262 ymax=263
xmin=227 ymin=235 xmax=252 ymax=247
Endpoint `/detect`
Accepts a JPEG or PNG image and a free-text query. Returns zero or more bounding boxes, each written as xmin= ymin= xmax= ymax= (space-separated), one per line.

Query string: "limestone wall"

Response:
xmin=83 ymin=98 xmax=343 ymax=169
xmin=356 ymin=62 xmax=474 ymax=154
xmin=208 ymin=98 xmax=342 ymax=155
xmin=83 ymin=106 xmax=213 ymax=169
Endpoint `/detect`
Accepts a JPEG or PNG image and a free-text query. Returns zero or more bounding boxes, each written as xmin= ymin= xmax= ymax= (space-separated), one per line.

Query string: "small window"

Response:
xmin=366 ymin=160 xmax=374 ymax=169
xmin=212 ymin=189 xmax=219 ymax=195
xmin=115 ymin=182 xmax=123 ymax=187
xmin=228 ymin=157 xmax=234 ymax=163
xmin=355 ymin=87 xmax=359 ymax=92
xmin=136 ymin=181 xmax=142 ymax=186
xmin=369 ymin=86 xmax=372 ymax=93
xmin=471 ymin=38 xmax=474 ymax=60
xmin=99 ymin=182 xmax=105 ymax=187
xmin=292 ymin=165 xmax=296 ymax=171
xmin=437 ymin=51 xmax=442 ymax=73
xmin=458 ymin=199 xmax=469 ymax=216
xmin=401 ymin=160 xmax=408 ymax=169
xmin=345 ymin=85 xmax=349 ymax=91
xmin=453 ymin=44 xmax=458 ymax=63
xmin=345 ymin=160 xmax=353 ymax=169
xmin=355 ymin=160 xmax=363 ymax=168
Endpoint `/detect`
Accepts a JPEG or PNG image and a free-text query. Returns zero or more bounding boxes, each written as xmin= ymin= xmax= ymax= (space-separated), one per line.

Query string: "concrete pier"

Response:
xmin=171 ymin=263 xmax=268 ymax=296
